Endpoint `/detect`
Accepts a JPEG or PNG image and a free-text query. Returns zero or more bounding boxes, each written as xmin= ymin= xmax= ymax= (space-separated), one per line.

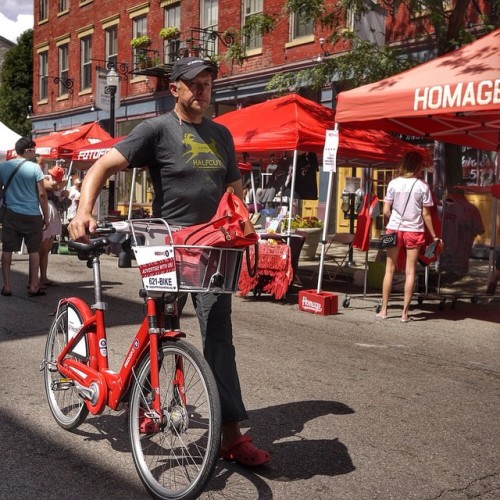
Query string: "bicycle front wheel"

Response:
xmin=129 ymin=339 xmax=221 ymax=500
xmin=43 ymin=303 xmax=89 ymax=430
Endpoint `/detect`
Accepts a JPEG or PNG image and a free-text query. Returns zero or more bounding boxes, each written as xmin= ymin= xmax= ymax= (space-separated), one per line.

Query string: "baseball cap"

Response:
xmin=170 ymin=57 xmax=218 ymax=82
xmin=48 ymin=166 xmax=65 ymax=182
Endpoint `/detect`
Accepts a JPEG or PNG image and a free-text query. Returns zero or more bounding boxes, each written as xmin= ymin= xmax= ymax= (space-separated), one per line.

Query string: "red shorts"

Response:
xmin=386 ymin=230 xmax=425 ymax=249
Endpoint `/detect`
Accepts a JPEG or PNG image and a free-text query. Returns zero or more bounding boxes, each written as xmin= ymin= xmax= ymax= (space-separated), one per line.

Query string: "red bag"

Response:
xmin=171 ymin=190 xmax=258 ymax=248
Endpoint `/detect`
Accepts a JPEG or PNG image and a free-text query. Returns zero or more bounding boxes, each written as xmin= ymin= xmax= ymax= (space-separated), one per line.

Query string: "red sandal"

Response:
xmin=220 ymin=435 xmax=270 ymax=466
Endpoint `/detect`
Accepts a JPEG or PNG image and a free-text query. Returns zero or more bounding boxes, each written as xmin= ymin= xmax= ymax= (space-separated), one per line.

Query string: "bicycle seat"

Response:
xmin=69 ymin=237 xmax=110 ymax=255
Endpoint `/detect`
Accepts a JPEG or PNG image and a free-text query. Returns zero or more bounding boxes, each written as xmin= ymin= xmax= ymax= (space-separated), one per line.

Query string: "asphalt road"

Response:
xmin=0 ymin=251 xmax=499 ymax=499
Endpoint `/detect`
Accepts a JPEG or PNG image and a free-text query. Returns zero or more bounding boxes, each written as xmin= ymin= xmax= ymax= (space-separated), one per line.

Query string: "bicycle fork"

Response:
xmin=142 ymin=296 xmax=187 ymax=431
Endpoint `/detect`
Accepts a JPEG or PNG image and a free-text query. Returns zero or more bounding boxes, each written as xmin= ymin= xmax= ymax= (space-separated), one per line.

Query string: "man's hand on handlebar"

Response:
xmin=68 ymin=213 xmax=99 ymax=243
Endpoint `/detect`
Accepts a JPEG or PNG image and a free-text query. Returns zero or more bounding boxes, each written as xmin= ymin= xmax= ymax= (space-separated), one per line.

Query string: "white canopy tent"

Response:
xmin=0 ymin=122 xmax=21 ymax=161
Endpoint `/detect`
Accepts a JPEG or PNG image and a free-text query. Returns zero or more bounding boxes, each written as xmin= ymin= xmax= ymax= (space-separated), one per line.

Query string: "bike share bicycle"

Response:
xmin=41 ymin=218 xmax=248 ymax=499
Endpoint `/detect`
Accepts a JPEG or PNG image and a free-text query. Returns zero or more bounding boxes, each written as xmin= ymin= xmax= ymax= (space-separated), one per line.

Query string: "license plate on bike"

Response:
xmin=133 ymin=245 xmax=179 ymax=292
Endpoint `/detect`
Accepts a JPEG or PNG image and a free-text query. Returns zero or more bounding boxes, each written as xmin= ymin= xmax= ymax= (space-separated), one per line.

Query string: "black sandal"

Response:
xmin=1 ymin=288 xmax=12 ymax=297
xmin=27 ymin=288 xmax=46 ymax=297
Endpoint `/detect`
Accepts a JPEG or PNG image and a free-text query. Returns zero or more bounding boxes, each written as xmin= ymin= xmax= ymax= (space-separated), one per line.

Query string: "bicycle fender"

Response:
xmin=60 ymin=297 xmax=93 ymax=321
xmin=161 ymin=330 xmax=186 ymax=340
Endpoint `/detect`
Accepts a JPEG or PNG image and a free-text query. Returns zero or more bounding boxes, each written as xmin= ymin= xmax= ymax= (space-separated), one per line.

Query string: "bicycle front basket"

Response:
xmin=175 ymin=245 xmax=243 ymax=293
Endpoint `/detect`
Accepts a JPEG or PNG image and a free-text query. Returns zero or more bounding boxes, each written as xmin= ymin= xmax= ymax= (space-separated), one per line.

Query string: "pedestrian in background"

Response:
xmin=67 ymin=177 xmax=82 ymax=222
xmin=0 ymin=137 xmax=49 ymax=297
xmin=38 ymin=166 xmax=68 ymax=287
xmin=377 ymin=151 xmax=441 ymax=322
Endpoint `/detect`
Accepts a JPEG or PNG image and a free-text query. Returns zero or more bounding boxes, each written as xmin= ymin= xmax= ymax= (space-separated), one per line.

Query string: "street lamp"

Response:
xmin=105 ymin=66 xmax=119 ymax=138
xmin=105 ymin=66 xmax=119 ymax=214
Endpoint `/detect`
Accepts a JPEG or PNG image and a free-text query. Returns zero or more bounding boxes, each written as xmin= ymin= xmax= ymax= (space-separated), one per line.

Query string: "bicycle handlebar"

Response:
xmin=68 ymin=221 xmax=117 ymax=255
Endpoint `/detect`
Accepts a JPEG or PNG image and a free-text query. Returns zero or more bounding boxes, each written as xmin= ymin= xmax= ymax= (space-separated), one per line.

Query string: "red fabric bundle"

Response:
xmin=353 ymin=194 xmax=379 ymax=252
xmin=171 ymin=190 xmax=258 ymax=248
xmin=238 ymin=243 xmax=293 ymax=300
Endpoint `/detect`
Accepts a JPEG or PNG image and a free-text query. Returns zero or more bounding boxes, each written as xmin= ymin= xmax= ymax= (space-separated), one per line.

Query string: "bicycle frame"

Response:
xmin=55 ymin=251 xmax=185 ymax=416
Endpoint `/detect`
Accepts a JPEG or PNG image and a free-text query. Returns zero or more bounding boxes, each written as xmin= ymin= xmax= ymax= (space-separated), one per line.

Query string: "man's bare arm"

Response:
xmin=69 ymin=148 xmax=129 ymax=241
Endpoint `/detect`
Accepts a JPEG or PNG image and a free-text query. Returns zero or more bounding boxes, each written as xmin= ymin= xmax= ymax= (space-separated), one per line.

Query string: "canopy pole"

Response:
xmin=316 ymin=124 xmax=339 ymax=294
xmin=249 ymin=169 xmax=257 ymax=213
xmin=316 ymin=168 xmax=335 ymax=294
xmin=66 ymin=161 xmax=74 ymax=189
xmin=128 ymin=168 xmax=138 ymax=220
xmin=286 ymin=150 xmax=299 ymax=234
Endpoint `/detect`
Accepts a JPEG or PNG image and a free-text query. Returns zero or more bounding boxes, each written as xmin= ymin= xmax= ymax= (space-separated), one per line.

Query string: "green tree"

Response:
xmin=265 ymin=0 xmax=497 ymax=91
xmin=0 ymin=30 xmax=33 ymax=137
xmin=257 ymin=0 xmax=498 ymax=188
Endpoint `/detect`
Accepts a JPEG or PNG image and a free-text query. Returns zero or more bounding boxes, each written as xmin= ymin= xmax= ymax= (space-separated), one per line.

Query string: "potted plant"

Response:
xmin=130 ymin=35 xmax=151 ymax=49
xmin=159 ymin=26 xmax=181 ymax=40
xmin=136 ymin=53 xmax=160 ymax=69
xmin=284 ymin=216 xmax=323 ymax=260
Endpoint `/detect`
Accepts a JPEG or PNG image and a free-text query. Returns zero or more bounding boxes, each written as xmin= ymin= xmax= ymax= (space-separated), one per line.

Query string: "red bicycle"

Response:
xmin=42 ymin=220 xmax=244 ymax=499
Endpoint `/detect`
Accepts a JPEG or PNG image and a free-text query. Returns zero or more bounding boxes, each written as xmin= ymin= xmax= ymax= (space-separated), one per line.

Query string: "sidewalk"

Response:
xmin=295 ymin=241 xmax=496 ymax=303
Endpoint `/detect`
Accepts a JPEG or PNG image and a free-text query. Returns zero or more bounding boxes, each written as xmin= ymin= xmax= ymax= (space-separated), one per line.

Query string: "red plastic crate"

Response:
xmin=298 ymin=290 xmax=338 ymax=316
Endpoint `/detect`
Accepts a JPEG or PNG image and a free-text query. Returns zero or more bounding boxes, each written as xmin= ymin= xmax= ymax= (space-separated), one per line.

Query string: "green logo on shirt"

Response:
xmin=182 ymin=133 xmax=223 ymax=169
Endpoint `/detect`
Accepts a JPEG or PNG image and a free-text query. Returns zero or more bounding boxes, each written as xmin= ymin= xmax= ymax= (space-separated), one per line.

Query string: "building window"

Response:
xmin=106 ymin=26 xmax=118 ymax=67
xmin=132 ymin=15 xmax=148 ymax=62
xmin=39 ymin=0 xmax=49 ymax=21
xmin=80 ymin=36 xmax=92 ymax=90
xmin=163 ymin=3 xmax=181 ymax=63
xmin=39 ymin=51 xmax=48 ymax=100
xmin=58 ymin=0 xmax=69 ymax=13
xmin=291 ymin=7 xmax=314 ymax=39
xmin=58 ymin=44 xmax=70 ymax=96
xmin=202 ymin=0 xmax=218 ymax=32
xmin=133 ymin=15 xmax=148 ymax=39
xmin=244 ymin=0 xmax=263 ymax=50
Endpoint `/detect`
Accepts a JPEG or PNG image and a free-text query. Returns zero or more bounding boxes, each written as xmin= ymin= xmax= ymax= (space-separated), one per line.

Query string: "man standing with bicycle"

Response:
xmin=69 ymin=57 xmax=270 ymax=467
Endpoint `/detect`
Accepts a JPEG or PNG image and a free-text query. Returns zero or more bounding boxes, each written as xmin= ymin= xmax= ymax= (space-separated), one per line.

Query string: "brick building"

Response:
xmin=30 ymin=0 xmax=407 ymax=137
xmin=30 ymin=1 xmax=493 ymax=222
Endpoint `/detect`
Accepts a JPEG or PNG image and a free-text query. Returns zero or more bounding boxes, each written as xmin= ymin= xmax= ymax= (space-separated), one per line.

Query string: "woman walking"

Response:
xmin=376 ymin=152 xmax=441 ymax=322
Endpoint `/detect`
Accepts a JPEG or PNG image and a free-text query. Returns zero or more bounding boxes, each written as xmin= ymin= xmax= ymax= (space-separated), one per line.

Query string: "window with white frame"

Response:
xmin=106 ymin=25 xmax=118 ymax=67
xmin=132 ymin=15 xmax=148 ymax=62
xmin=58 ymin=44 xmax=69 ymax=96
xmin=291 ymin=7 xmax=314 ymax=39
xmin=199 ymin=0 xmax=218 ymax=58
xmin=80 ymin=35 xmax=92 ymax=90
xmin=244 ymin=0 xmax=263 ymax=50
xmin=164 ymin=3 xmax=181 ymax=63
xmin=39 ymin=0 xmax=49 ymax=21
xmin=58 ymin=0 xmax=69 ymax=13
xmin=133 ymin=15 xmax=148 ymax=39
xmin=38 ymin=51 xmax=48 ymax=100
xmin=201 ymin=0 xmax=218 ymax=32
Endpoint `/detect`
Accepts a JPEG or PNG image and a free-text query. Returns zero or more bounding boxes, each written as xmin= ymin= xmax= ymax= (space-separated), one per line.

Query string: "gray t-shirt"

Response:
xmin=115 ymin=112 xmax=240 ymax=225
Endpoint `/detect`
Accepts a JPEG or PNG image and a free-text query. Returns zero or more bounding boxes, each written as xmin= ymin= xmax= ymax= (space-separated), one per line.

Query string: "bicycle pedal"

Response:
xmin=51 ymin=378 xmax=74 ymax=391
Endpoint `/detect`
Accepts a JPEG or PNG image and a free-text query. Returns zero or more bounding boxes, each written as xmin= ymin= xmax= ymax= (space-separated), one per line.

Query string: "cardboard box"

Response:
xmin=298 ymin=290 xmax=338 ymax=316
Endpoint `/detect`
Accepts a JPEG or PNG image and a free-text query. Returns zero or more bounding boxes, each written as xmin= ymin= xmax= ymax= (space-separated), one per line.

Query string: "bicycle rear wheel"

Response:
xmin=129 ymin=339 xmax=221 ymax=500
xmin=43 ymin=303 xmax=89 ymax=430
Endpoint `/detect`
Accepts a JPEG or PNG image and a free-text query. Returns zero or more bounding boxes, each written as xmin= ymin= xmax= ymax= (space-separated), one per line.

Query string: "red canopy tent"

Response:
xmin=215 ymin=94 xmax=428 ymax=293
xmin=67 ymin=135 xmax=125 ymax=167
xmin=335 ymin=29 xmax=500 ymax=152
xmin=7 ymin=122 xmax=112 ymax=160
xmin=214 ymin=94 xmax=426 ymax=164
